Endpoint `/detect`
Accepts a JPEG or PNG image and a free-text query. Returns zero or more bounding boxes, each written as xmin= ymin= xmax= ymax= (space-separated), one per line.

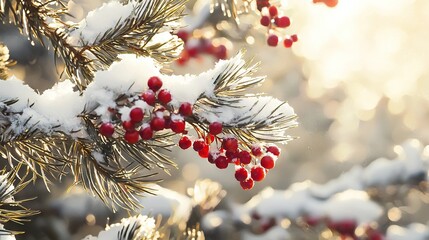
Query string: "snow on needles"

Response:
xmin=0 ymin=53 xmax=295 ymax=138
xmin=237 ymin=140 xmax=429 ymax=225
xmin=82 ymin=215 xmax=159 ymax=240
xmin=68 ymin=1 xmax=135 ymax=45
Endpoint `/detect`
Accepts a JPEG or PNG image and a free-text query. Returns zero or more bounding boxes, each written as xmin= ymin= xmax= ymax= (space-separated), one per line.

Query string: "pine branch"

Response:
xmin=68 ymin=0 xmax=186 ymax=74
xmin=0 ymin=0 xmax=95 ymax=89
xmin=0 ymin=165 xmax=39 ymax=236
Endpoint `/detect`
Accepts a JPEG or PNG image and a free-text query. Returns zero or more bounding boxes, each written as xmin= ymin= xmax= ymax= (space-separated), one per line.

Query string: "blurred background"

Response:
xmin=2 ymin=0 xmax=429 ymax=239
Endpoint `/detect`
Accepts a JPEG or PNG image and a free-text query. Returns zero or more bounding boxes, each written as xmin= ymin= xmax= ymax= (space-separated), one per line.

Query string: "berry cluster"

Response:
xmin=179 ymin=122 xmax=281 ymax=190
xmin=259 ymin=6 xmax=298 ymax=48
xmin=98 ymin=76 xmax=193 ymax=144
xmin=303 ymin=217 xmax=383 ymax=240
xmin=175 ymin=30 xmax=227 ymax=66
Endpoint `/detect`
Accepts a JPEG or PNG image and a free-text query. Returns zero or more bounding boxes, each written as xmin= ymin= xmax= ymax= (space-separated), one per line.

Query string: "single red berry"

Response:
xmin=266 ymin=145 xmax=281 ymax=156
xmin=147 ymin=76 xmax=163 ymax=92
xmin=261 ymin=155 xmax=275 ymax=169
xmin=274 ymin=16 xmax=290 ymax=28
xmin=251 ymin=146 xmax=263 ymax=156
xmin=150 ymin=117 xmax=165 ymax=131
xmin=256 ymin=0 xmax=270 ymax=11
xmin=163 ymin=115 xmax=171 ymax=129
xmin=176 ymin=30 xmax=189 ymax=42
xmin=193 ymin=139 xmax=205 ymax=151
xmin=267 ymin=34 xmax=279 ymax=47
xmin=158 ymin=89 xmax=172 ymax=105
xmin=208 ymin=151 xmax=217 ymax=163
xmin=260 ymin=16 xmax=271 ymax=26
xmin=170 ymin=120 xmax=186 ymax=133
xmin=124 ymin=130 xmax=140 ymax=144
xmin=129 ymin=107 xmax=144 ymax=123
xmin=179 ymin=102 xmax=193 ymax=116
xmin=215 ymin=156 xmax=229 ymax=169
xmin=209 ymin=122 xmax=223 ymax=135
xmin=222 ymin=137 xmax=238 ymax=152
xmin=290 ymin=34 xmax=298 ymax=42
xmin=240 ymin=178 xmax=254 ymax=190
xmin=283 ymin=38 xmax=293 ymax=48
xmin=327 ymin=220 xmax=357 ymax=236
xmin=198 ymin=144 xmax=210 ymax=158
xmin=214 ymin=45 xmax=227 ymax=60
xmin=268 ymin=6 xmax=278 ymax=17
xmin=235 ymin=167 xmax=249 ymax=181
xmin=251 ymin=166 xmax=266 ymax=181
xmin=142 ymin=90 xmax=156 ymax=106
xmin=226 ymin=150 xmax=238 ymax=162
xmin=139 ymin=126 xmax=153 ymax=140
xmin=122 ymin=120 xmax=135 ymax=132
xmin=179 ymin=135 xmax=192 ymax=149
xmin=238 ymin=151 xmax=252 ymax=164
xmin=99 ymin=122 xmax=115 ymax=137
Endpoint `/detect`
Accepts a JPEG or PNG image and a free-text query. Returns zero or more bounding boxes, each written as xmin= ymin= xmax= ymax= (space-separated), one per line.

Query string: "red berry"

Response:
xmin=283 ymin=38 xmax=293 ymax=48
xmin=327 ymin=220 xmax=357 ymax=236
xmin=99 ymin=122 xmax=115 ymax=137
xmin=268 ymin=6 xmax=278 ymax=17
xmin=122 ymin=120 xmax=135 ymax=132
xmin=251 ymin=146 xmax=263 ymax=156
xmin=142 ymin=90 xmax=156 ymax=106
xmin=176 ymin=30 xmax=189 ymax=42
xmin=214 ymin=45 xmax=227 ymax=60
xmin=240 ymin=178 xmax=254 ymax=190
xmin=215 ymin=156 xmax=229 ymax=169
xmin=179 ymin=102 xmax=193 ymax=116
xmin=238 ymin=151 xmax=252 ymax=164
xmin=251 ymin=166 xmax=266 ymax=181
xmin=124 ymin=130 xmax=139 ymax=144
xmin=170 ymin=120 xmax=186 ymax=133
xmin=235 ymin=167 xmax=249 ymax=181
xmin=163 ymin=115 xmax=171 ymax=129
xmin=290 ymin=34 xmax=298 ymax=42
xmin=267 ymin=34 xmax=278 ymax=47
xmin=209 ymin=122 xmax=223 ymax=135
xmin=158 ymin=89 xmax=172 ymax=105
xmin=198 ymin=144 xmax=210 ymax=158
xmin=193 ymin=139 xmax=205 ymax=151
xmin=256 ymin=0 xmax=270 ymax=11
xmin=150 ymin=117 xmax=165 ymax=131
xmin=129 ymin=107 xmax=144 ymax=123
xmin=260 ymin=16 xmax=271 ymax=26
xmin=261 ymin=155 xmax=275 ymax=169
xmin=274 ymin=16 xmax=290 ymax=28
xmin=139 ymin=126 xmax=153 ymax=140
xmin=222 ymin=137 xmax=238 ymax=152
xmin=208 ymin=152 xmax=217 ymax=163
xmin=147 ymin=76 xmax=163 ymax=92
xmin=266 ymin=145 xmax=280 ymax=156
xmin=226 ymin=150 xmax=238 ymax=162
xmin=179 ymin=135 xmax=192 ymax=149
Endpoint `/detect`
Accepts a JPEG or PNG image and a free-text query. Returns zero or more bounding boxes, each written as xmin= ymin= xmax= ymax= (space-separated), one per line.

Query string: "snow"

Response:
xmin=1 ymin=53 xmax=292 ymax=139
xmin=0 ymin=173 xmax=14 ymax=203
xmin=68 ymin=1 xmax=136 ymax=45
xmin=386 ymin=223 xmax=429 ymax=240
xmin=138 ymin=184 xmax=192 ymax=224
xmin=0 ymin=224 xmax=15 ymax=240
xmin=241 ymin=226 xmax=291 ymax=240
xmin=237 ymin=140 xmax=427 ymax=226
xmin=82 ymin=215 xmax=159 ymax=240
